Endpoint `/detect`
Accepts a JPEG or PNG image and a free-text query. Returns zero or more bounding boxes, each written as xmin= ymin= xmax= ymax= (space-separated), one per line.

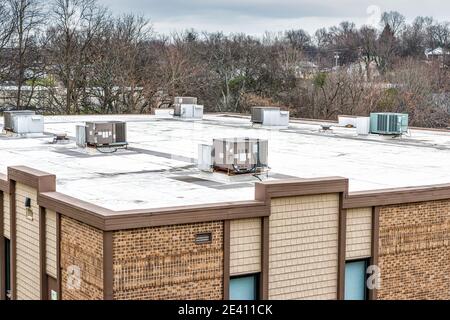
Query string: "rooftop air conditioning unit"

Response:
xmin=212 ymin=137 xmax=268 ymax=174
xmin=251 ymin=107 xmax=289 ymax=127
xmin=173 ymin=104 xmax=204 ymax=119
xmin=85 ymin=121 xmax=127 ymax=147
xmin=3 ymin=110 xmax=35 ymax=131
xmin=356 ymin=117 xmax=370 ymax=135
xmin=76 ymin=125 xmax=87 ymax=147
xmin=11 ymin=115 xmax=44 ymax=134
xmin=370 ymin=113 xmax=408 ymax=135
xmin=174 ymin=97 xmax=197 ymax=105
xmin=198 ymin=144 xmax=213 ymax=172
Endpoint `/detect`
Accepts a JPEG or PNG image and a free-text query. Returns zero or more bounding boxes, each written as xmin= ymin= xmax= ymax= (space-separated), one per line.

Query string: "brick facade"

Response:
xmin=60 ymin=216 xmax=104 ymax=300
xmin=378 ymin=200 xmax=450 ymax=300
xmin=112 ymin=221 xmax=224 ymax=300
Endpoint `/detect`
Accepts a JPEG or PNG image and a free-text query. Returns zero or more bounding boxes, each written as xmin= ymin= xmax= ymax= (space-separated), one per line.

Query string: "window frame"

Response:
xmin=229 ymin=273 xmax=260 ymax=301
xmin=344 ymin=258 xmax=370 ymax=301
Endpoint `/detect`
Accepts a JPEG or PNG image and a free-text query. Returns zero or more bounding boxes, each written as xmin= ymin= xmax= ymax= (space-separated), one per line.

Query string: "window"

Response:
xmin=345 ymin=260 xmax=368 ymax=300
xmin=229 ymin=274 xmax=259 ymax=300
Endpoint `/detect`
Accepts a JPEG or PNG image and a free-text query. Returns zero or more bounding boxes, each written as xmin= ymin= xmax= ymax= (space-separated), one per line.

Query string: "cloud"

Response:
xmin=98 ymin=0 xmax=450 ymax=36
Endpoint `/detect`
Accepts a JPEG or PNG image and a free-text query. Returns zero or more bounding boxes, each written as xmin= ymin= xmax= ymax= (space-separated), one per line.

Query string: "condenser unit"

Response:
xmin=11 ymin=115 xmax=44 ymax=134
xmin=3 ymin=110 xmax=35 ymax=131
xmin=173 ymin=104 xmax=204 ymax=119
xmin=174 ymin=97 xmax=198 ymax=105
xmin=212 ymin=138 xmax=268 ymax=174
xmin=251 ymin=107 xmax=289 ymax=127
xmin=84 ymin=121 xmax=127 ymax=147
xmin=370 ymin=113 xmax=408 ymax=135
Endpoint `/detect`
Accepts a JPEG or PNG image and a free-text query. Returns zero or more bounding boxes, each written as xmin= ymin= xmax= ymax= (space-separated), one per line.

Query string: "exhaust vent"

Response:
xmin=195 ymin=232 xmax=212 ymax=244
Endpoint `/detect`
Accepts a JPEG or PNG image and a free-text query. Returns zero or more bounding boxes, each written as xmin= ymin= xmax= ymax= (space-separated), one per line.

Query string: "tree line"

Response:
xmin=0 ymin=0 xmax=449 ymax=127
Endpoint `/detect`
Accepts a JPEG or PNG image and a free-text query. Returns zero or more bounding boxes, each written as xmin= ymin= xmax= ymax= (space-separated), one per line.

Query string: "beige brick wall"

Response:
xmin=112 ymin=221 xmax=223 ymax=300
xmin=269 ymin=194 xmax=339 ymax=300
xmin=3 ymin=192 xmax=10 ymax=239
xmin=61 ymin=216 xmax=104 ymax=300
xmin=346 ymin=207 xmax=372 ymax=260
xmin=230 ymin=218 xmax=261 ymax=276
xmin=46 ymin=210 xmax=57 ymax=279
xmin=378 ymin=200 xmax=450 ymax=300
xmin=15 ymin=183 xmax=40 ymax=300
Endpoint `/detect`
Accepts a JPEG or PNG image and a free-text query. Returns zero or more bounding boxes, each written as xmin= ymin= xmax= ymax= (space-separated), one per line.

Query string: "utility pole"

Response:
xmin=334 ymin=52 xmax=340 ymax=69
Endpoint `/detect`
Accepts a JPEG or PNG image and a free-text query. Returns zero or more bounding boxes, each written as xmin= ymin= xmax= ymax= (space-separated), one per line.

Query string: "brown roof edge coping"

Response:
xmin=38 ymin=191 xmax=269 ymax=231
xmin=255 ymin=177 xmax=349 ymax=201
xmin=0 ymin=173 xmax=9 ymax=193
xmin=103 ymin=200 xmax=269 ymax=231
xmin=38 ymin=192 xmax=109 ymax=230
xmin=344 ymin=183 xmax=450 ymax=208
xmin=8 ymin=166 xmax=56 ymax=192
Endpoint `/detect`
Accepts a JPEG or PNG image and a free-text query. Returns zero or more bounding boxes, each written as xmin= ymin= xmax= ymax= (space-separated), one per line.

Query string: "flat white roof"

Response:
xmin=1 ymin=113 xmax=450 ymax=211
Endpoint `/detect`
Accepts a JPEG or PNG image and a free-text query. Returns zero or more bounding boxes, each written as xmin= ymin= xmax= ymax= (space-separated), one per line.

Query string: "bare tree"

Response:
xmin=8 ymin=0 xmax=45 ymax=109
xmin=0 ymin=2 xmax=14 ymax=84
xmin=48 ymin=0 xmax=108 ymax=114
xmin=381 ymin=11 xmax=406 ymax=36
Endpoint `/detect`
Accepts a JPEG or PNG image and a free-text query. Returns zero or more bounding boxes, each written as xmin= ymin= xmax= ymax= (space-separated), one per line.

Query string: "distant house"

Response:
xmin=347 ymin=60 xmax=380 ymax=81
xmin=425 ymin=47 xmax=450 ymax=66
xmin=294 ymin=61 xmax=319 ymax=79
xmin=425 ymin=47 xmax=449 ymax=59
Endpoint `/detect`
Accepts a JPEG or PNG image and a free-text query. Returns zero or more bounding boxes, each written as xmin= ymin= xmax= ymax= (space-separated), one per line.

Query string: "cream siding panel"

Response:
xmin=346 ymin=207 xmax=372 ymax=260
xmin=15 ymin=183 xmax=41 ymax=300
xmin=46 ymin=210 xmax=57 ymax=278
xmin=269 ymin=194 xmax=339 ymax=300
xmin=3 ymin=193 xmax=10 ymax=239
xmin=230 ymin=218 xmax=261 ymax=276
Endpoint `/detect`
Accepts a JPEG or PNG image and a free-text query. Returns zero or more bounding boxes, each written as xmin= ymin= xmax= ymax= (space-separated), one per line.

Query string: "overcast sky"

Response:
xmin=99 ymin=0 xmax=450 ymax=36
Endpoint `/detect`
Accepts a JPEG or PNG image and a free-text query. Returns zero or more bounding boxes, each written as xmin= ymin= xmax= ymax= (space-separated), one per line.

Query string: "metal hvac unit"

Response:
xmin=174 ymin=104 xmax=204 ymax=119
xmin=173 ymin=96 xmax=203 ymax=119
xmin=198 ymin=144 xmax=214 ymax=172
xmin=370 ymin=113 xmax=409 ymax=135
xmin=174 ymin=97 xmax=198 ymax=105
xmin=356 ymin=117 xmax=370 ymax=135
xmin=3 ymin=110 xmax=35 ymax=131
xmin=251 ymin=107 xmax=289 ymax=127
xmin=11 ymin=115 xmax=44 ymax=134
xmin=211 ymin=138 xmax=268 ymax=174
xmin=76 ymin=125 xmax=87 ymax=147
xmin=84 ymin=121 xmax=127 ymax=147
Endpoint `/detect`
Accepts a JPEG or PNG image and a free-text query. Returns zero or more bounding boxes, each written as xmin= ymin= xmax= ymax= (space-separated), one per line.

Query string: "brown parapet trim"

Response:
xmin=337 ymin=193 xmax=347 ymax=300
xmin=10 ymin=181 xmax=16 ymax=300
xmin=0 ymin=174 xmax=9 ymax=193
xmin=104 ymin=201 xmax=269 ymax=231
xmin=8 ymin=166 xmax=56 ymax=193
xmin=39 ymin=190 xmax=269 ymax=231
xmin=9 ymin=164 xmax=450 ymax=233
xmin=103 ymin=231 xmax=114 ymax=300
xmin=0 ymin=192 xmax=4 ymax=300
xmin=369 ymin=207 xmax=380 ymax=300
xmin=344 ymin=183 xmax=450 ymax=208
xmin=260 ymin=216 xmax=269 ymax=300
xmin=38 ymin=192 xmax=108 ymax=230
xmin=223 ymin=220 xmax=230 ymax=300
xmin=39 ymin=207 xmax=47 ymax=300
xmin=256 ymin=177 xmax=349 ymax=200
